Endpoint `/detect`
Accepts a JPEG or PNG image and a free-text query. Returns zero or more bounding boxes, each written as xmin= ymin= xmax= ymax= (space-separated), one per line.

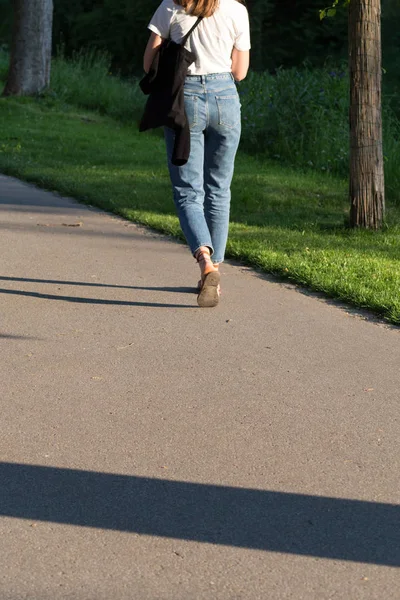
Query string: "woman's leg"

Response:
xmin=204 ymin=86 xmax=241 ymax=265
xmin=164 ymin=123 xmax=213 ymax=260
xmin=165 ymin=126 xmax=219 ymax=306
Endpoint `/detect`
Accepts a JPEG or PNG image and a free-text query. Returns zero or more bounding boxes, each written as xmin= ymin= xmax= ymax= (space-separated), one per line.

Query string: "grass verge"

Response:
xmin=0 ymin=96 xmax=399 ymax=324
xmin=2 ymin=48 xmax=399 ymax=203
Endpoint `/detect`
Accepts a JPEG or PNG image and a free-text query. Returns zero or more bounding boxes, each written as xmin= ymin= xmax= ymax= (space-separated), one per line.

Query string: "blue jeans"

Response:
xmin=165 ymin=73 xmax=241 ymax=264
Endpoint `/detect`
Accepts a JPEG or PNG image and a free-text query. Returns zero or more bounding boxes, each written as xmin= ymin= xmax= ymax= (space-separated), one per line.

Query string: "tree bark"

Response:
xmin=349 ymin=0 xmax=385 ymax=229
xmin=3 ymin=0 xmax=54 ymax=97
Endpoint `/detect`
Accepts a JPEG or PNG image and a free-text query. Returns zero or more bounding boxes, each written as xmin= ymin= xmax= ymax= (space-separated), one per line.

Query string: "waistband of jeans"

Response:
xmin=185 ymin=72 xmax=234 ymax=83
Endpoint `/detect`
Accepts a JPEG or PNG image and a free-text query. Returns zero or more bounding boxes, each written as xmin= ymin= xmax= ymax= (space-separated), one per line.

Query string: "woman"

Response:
xmin=144 ymin=0 xmax=250 ymax=307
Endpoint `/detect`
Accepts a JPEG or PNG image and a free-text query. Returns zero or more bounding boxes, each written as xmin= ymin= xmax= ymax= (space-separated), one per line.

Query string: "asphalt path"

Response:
xmin=1 ymin=174 xmax=399 ymax=599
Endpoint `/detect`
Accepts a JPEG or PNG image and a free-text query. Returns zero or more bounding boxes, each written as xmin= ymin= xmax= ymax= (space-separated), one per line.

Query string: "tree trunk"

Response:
xmin=349 ymin=0 xmax=385 ymax=229
xmin=3 ymin=0 xmax=54 ymax=97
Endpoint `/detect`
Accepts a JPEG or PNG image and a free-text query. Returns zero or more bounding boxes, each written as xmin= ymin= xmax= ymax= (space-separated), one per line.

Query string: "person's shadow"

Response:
xmin=0 ymin=275 xmax=197 ymax=309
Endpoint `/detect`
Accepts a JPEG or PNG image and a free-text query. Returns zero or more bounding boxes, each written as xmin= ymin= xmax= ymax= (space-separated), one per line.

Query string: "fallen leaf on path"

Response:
xmin=117 ymin=342 xmax=134 ymax=351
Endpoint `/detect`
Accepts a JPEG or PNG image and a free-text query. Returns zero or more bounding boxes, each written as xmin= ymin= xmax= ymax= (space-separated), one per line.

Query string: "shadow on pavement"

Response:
xmin=0 ymin=276 xmax=195 ymax=294
xmin=1 ymin=462 xmax=398 ymax=566
xmin=0 ymin=287 xmax=195 ymax=309
xmin=0 ymin=221 xmax=172 ymax=243
xmin=0 ymin=334 xmax=40 ymax=340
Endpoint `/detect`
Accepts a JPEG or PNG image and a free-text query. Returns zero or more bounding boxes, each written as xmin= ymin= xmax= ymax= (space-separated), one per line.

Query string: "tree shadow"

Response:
xmin=1 ymin=462 xmax=398 ymax=566
xmin=0 ymin=221 xmax=187 ymax=252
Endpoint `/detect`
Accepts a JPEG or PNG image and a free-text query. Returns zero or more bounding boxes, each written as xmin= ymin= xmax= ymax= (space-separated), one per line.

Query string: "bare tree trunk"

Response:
xmin=3 ymin=0 xmax=54 ymax=97
xmin=349 ymin=0 xmax=385 ymax=229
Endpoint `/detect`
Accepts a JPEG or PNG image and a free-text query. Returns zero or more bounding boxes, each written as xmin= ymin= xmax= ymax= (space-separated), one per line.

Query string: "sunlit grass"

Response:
xmin=0 ymin=97 xmax=399 ymax=324
xmin=1 ymin=46 xmax=399 ymax=202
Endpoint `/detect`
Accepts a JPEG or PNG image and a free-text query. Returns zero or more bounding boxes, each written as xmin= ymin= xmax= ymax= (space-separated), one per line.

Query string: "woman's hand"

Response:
xmin=231 ymin=48 xmax=250 ymax=82
xmin=143 ymin=32 xmax=163 ymax=73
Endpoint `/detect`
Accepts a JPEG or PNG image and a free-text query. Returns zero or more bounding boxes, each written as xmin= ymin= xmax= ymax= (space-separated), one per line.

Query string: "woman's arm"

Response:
xmin=143 ymin=32 xmax=163 ymax=73
xmin=231 ymin=48 xmax=250 ymax=82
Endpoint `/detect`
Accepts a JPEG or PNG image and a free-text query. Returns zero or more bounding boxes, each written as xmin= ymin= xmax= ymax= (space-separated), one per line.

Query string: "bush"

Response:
xmin=382 ymin=105 xmax=400 ymax=203
xmin=238 ymin=66 xmax=349 ymax=174
xmin=52 ymin=0 xmax=159 ymax=75
xmin=50 ymin=49 xmax=144 ymax=120
xmin=238 ymin=66 xmax=400 ymax=204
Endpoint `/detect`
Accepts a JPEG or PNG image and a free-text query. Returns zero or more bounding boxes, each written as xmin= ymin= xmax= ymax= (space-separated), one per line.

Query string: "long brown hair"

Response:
xmin=173 ymin=0 xmax=220 ymax=18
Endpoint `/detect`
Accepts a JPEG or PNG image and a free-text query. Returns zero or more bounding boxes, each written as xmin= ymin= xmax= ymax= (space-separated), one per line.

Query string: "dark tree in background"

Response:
xmin=51 ymin=0 xmax=157 ymax=75
xmin=0 ymin=1 xmax=398 ymax=79
xmin=3 ymin=0 xmax=54 ymax=96
xmin=245 ymin=0 xmax=273 ymax=71
xmin=48 ymin=0 xmax=350 ymax=75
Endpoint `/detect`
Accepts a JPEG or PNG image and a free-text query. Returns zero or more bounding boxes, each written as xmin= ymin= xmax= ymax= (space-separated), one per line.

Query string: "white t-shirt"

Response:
xmin=148 ymin=0 xmax=251 ymax=75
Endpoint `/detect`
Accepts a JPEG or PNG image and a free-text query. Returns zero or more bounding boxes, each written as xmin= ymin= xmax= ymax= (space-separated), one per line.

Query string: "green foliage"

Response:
xmin=1 ymin=1 xmax=399 ymax=202
xmin=51 ymin=48 xmax=143 ymax=120
xmin=52 ymin=0 xmax=159 ymax=74
xmin=0 ymin=45 xmax=8 ymax=81
xmin=2 ymin=43 xmax=398 ymax=203
xmin=1 ymin=0 xmax=399 ymax=93
xmin=4 ymin=47 xmax=398 ymax=204
xmin=247 ymin=0 xmax=349 ymax=72
xmin=0 ymin=0 xmax=12 ymax=48
xmin=238 ymin=66 xmax=349 ymax=174
xmin=0 ymin=0 xmax=351 ymax=73
xmin=381 ymin=0 xmax=400 ymax=113
xmin=239 ymin=65 xmax=400 ymax=203
xmin=319 ymin=0 xmax=350 ymax=21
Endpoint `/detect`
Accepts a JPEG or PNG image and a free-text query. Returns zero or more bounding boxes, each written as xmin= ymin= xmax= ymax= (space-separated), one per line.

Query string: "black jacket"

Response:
xmin=139 ymin=18 xmax=202 ymax=166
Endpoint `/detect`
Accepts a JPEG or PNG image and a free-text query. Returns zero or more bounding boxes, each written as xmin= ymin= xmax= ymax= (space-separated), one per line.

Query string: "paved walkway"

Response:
xmin=1 ymin=174 xmax=399 ymax=600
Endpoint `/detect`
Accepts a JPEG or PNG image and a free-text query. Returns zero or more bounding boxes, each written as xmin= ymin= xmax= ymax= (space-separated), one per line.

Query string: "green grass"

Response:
xmin=239 ymin=68 xmax=400 ymax=204
xmin=49 ymin=54 xmax=400 ymax=205
xmin=50 ymin=49 xmax=144 ymax=121
xmin=3 ymin=48 xmax=399 ymax=202
xmin=0 ymin=95 xmax=399 ymax=324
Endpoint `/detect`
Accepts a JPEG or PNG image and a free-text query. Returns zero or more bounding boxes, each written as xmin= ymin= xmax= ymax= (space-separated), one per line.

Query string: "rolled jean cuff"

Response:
xmin=193 ymin=243 xmax=214 ymax=258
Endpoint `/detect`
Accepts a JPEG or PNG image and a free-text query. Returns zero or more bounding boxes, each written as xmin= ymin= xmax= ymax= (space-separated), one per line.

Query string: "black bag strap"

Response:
xmin=181 ymin=16 xmax=203 ymax=45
